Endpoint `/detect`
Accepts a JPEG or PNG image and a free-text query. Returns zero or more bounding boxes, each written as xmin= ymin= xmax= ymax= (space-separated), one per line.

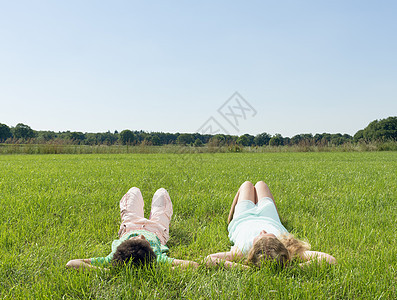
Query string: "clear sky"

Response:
xmin=1 ymin=0 xmax=396 ymax=137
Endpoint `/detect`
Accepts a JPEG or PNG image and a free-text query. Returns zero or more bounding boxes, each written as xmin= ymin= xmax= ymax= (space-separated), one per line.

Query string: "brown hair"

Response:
xmin=112 ymin=239 xmax=156 ymax=267
xmin=247 ymin=234 xmax=310 ymax=268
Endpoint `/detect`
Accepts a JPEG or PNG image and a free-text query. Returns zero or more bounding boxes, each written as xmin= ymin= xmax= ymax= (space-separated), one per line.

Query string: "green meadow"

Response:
xmin=0 ymin=152 xmax=396 ymax=299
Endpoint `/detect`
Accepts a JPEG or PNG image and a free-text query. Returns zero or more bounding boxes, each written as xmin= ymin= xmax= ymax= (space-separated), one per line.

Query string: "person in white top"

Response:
xmin=206 ymin=181 xmax=336 ymax=269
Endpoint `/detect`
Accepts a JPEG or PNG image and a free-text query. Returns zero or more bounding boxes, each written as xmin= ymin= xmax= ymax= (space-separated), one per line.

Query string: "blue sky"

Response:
xmin=0 ymin=0 xmax=396 ymax=137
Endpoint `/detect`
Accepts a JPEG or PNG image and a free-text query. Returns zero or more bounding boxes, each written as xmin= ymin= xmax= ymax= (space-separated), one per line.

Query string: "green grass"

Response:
xmin=0 ymin=152 xmax=396 ymax=299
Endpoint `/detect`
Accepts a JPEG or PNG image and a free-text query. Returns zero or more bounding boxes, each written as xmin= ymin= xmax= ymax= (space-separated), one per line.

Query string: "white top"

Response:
xmin=228 ymin=198 xmax=289 ymax=255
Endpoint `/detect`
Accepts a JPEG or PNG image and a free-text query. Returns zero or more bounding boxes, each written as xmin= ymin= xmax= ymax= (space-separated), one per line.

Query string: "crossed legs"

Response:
xmin=227 ymin=181 xmax=278 ymax=224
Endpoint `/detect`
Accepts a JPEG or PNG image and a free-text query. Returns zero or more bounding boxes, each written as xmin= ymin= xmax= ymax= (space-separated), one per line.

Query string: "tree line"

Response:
xmin=0 ymin=116 xmax=396 ymax=147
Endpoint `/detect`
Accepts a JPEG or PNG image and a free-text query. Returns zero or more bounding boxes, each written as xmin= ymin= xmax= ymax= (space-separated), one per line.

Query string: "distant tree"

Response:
xmin=291 ymin=134 xmax=313 ymax=145
xmin=37 ymin=131 xmax=56 ymax=142
xmin=198 ymin=134 xmax=212 ymax=144
xmin=254 ymin=133 xmax=271 ymax=146
xmin=361 ymin=116 xmax=397 ymax=141
xmin=13 ymin=123 xmax=35 ymax=139
xmin=120 ymin=130 xmax=135 ymax=145
xmin=283 ymin=137 xmax=291 ymax=146
xmin=57 ymin=131 xmax=70 ymax=140
xmin=151 ymin=134 xmax=161 ymax=146
xmin=0 ymin=123 xmax=12 ymax=141
xmin=353 ymin=130 xmax=364 ymax=142
xmin=84 ymin=133 xmax=97 ymax=145
xmin=208 ymin=134 xmax=227 ymax=147
xmin=236 ymin=134 xmax=254 ymax=146
xmin=236 ymin=135 xmax=248 ymax=146
xmin=291 ymin=134 xmax=302 ymax=145
xmin=269 ymin=134 xmax=284 ymax=146
xmin=102 ymin=131 xmax=118 ymax=145
xmin=342 ymin=134 xmax=352 ymax=144
xmin=215 ymin=134 xmax=227 ymax=145
xmin=131 ymin=130 xmax=145 ymax=144
xmin=191 ymin=134 xmax=206 ymax=145
xmin=163 ymin=132 xmax=178 ymax=144
xmin=176 ymin=133 xmax=194 ymax=145
xmin=330 ymin=133 xmax=344 ymax=145
xmin=70 ymin=132 xmax=86 ymax=144
xmin=226 ymin=135 xmax=238 ymax=145
xmin=314 ymin=133 xmax=331 ymax=145
xmin=193 ymin=138 xmax=203 ymax=147
xmin=314 ymin=133 xmax=324 ymax=144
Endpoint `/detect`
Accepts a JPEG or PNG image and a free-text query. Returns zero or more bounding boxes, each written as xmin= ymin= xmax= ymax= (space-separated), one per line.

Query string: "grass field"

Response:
xmin=0 ymin=152 xmax=396 ymax=299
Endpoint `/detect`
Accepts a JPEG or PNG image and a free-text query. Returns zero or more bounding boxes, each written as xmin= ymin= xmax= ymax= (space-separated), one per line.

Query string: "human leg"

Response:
xmin=118 ymin=187 xmax=145 ymax=237
xmin=148 ymin=188 xmax=173 ymax=244
xmin=227 ymin=181 xmax=256 ymax=224
xmin=254 ymin=181 xmax=279 ymax=215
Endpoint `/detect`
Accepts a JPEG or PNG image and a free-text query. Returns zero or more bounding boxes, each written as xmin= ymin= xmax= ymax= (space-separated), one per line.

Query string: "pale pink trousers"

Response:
xmin=118 ymin=187 xmax=173 ymax=245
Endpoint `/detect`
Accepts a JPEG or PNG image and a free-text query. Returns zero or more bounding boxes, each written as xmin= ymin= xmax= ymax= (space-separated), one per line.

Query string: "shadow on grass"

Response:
xmin=280 ymin=218 xmax=295 ymax=234
xmin=167 ymin=215 xmax=202 ymax=248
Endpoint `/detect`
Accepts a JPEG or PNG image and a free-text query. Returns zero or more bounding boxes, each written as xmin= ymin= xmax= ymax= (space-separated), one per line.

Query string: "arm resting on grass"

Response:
xmin=66 ymin=259 xmax=107 ymax=271
xmin=205 ymin=251 xmax=249 ymax=269
xmin=299 ymin=251 xmax=337 ymax=268
xmin=171 ymin=259 xmax=199 ymax=269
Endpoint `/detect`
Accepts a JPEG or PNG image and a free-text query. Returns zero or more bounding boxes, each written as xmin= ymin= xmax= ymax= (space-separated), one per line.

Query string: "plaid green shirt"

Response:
xmin=90 ymin=230 xmax=174 ymax=267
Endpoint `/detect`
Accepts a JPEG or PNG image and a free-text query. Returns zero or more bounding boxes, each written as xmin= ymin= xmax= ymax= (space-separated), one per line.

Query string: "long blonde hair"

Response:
xmin=247 ymin=234 xmax=310 ymax=268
